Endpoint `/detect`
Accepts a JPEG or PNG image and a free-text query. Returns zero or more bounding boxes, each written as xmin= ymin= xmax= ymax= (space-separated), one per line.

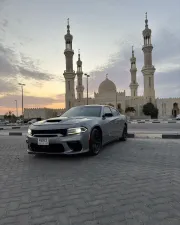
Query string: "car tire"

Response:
xmin=89 ymin=128 xmax=102 ymax=156
xmin=119 ymin=124 xmax=127 ymax=141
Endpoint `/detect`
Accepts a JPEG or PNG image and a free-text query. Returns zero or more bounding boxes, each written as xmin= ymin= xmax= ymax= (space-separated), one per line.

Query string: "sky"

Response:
xmin=0 ymin=0 xmax=180 ymax=115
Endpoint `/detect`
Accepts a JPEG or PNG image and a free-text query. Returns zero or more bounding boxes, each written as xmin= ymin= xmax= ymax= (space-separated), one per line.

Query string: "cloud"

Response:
xmin=18 ymin=66 xmax=53 ymax=81
xmin=0 ymin=42 xmax=55 ymax=93
xmin=153 ymin=29 xmax=180 ymax=63
xmin=0 ymin=78 xmax=18 ymax=93
xmin=0 ymin=94 xmax=65 ymax=109
xmin=88 ymin=27 xmax=180 ymax=98
xmin=0 ymin=0 xmax=9 ymax=12
xmin=155 ymin=68 xmax=180 ymax=98
xmin=0 ymin=19 xmax=8 ymax=33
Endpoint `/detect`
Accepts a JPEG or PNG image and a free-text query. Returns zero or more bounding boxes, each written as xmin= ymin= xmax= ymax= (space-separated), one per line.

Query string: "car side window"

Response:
xmin=103 ymin=106 xmax=112 ymax=115
xmin=110 ymin=108 xmax=120 ymax=116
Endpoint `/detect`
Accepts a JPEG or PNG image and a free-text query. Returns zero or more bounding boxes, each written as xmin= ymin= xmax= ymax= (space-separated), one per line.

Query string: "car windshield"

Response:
xmin=61 ymin=106 xmax=102 ymax=117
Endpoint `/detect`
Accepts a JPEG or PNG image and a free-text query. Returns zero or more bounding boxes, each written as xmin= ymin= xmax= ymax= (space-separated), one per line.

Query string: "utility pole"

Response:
xmin=18 ymin=83 xmax=25 ymax=119
xmin=15 ymin=100 xmax=18 ymax=117
xmin=84 ymin=74 xmax=90 ymax=105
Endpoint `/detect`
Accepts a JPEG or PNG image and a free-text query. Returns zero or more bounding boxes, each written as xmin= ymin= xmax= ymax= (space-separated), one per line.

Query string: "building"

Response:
xmin=24 ymin=108 xmax=65 ymax=120
xmin=24 ymin=14 xmax=180 ymax=120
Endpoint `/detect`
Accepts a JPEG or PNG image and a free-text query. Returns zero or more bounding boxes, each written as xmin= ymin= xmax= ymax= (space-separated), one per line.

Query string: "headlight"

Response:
xmin=28 ymin=128 xmax=32 ymax=135
xmin=67 ymin=127 xmax=87 ymax=135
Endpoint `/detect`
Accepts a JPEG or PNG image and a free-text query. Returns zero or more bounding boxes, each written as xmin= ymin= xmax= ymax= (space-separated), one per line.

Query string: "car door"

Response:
xmin=110 ymin=107 xmax=124 ymax=137
xmin=102 ymin=106 xmax=115 ymax=143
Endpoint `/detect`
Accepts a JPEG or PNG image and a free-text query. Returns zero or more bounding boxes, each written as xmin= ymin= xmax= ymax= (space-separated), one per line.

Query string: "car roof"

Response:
xmin=75 ymin=105 xmax=113 ymax=107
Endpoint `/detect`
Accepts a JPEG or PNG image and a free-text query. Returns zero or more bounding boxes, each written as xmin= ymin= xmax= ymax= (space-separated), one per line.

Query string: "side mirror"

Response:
xmin=103 ymin=113 xmax=113 ymax=118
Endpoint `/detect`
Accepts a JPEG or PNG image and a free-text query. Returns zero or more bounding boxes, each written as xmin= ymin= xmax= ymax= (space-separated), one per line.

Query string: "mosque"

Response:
xmin=24 ymin=14 xmax=180 ymax=120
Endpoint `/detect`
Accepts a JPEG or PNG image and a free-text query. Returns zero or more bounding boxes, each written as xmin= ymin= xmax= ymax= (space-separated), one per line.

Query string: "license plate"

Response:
xmin=38 ymin=138 xmax=49 ymax=145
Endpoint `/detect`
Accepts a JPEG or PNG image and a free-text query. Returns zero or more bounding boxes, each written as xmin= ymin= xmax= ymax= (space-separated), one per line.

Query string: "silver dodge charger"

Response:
xmin=27 ymin=105 xmax=128 ymax=156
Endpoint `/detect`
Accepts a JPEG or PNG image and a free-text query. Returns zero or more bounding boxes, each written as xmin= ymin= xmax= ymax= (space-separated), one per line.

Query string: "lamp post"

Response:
xmin=18 ymin=83 xmax=25 ymax=118
xmin=84 ymin=74 xmax=90 ymax=105
xmin=115 ymin=91 xmax=117 ymax=109
xmin=15 ymin=100 xmax=18 ymax=117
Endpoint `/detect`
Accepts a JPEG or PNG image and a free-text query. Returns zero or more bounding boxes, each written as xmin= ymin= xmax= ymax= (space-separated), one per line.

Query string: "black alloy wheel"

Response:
xmin=89 ymin=128 xmax=102 ymax=156
xmin=120 ymin=125 xmax=127 ymax=141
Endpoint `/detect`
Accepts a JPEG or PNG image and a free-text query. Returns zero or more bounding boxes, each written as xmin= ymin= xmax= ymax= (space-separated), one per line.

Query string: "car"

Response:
xmin=28 ymin=119 xmax=38 ymax=125
xmin=26 ymin=105 xmax=128 ymax=156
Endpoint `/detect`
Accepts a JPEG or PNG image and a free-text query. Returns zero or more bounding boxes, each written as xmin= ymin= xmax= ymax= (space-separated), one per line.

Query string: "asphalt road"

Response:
xmin=0 ymin=136 xmax=180 ymax=224
xmin=1 ymin=123 xmax=180 ymax=134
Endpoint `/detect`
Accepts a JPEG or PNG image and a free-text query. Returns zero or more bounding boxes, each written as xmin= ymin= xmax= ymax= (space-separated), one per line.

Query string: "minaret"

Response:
xmin=141 ymin=13 xmax=156 ymax=104
xmin=76 ymin=49 xmax=84 ymax=101
xmin=63 ymin=18 xmax=76 ymax=110
xmin=129 ymin=46 xmax=138 ymax=97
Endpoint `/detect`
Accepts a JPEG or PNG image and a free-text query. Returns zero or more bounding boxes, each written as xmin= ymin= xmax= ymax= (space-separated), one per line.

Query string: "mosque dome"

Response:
xmin=98 ymin=77 xmax=116 ymax=94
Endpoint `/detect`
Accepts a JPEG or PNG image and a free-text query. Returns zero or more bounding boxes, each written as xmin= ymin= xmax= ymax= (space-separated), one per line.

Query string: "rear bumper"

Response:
xmin=26 ymin=132 xmax=90 ymax=155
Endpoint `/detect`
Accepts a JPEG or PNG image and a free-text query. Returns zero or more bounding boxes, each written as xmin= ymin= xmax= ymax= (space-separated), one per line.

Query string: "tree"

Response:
xmin=4 ymin=111 xmax=16 ymax=123
xmin=125 ymin=107 xmax=136 ymax=113
xmin=143 ymin=102 xmax=158 ymax=119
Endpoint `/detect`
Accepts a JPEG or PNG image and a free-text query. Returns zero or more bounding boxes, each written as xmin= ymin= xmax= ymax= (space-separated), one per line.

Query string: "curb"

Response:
xmin=128 ymin=121 xmax=180 ymax=124
xmin=127 ymin=133 xmax=180 ymax=139
xmin=0 ymin=126 xmax=28 ymax=130
xmin=0 ymin=132 xmax=180 ymax=139
xmin=0 ymin=132 xmax=27 ymax=136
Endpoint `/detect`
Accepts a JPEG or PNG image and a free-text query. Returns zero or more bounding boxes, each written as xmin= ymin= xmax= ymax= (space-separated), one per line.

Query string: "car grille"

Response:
xmin=29 ymin=143 xmax=65 ymax=153
xmin=31 ymin=129 xmax=67 ymax=136
xmin=34 ymin=134 xmax=57 ymax=138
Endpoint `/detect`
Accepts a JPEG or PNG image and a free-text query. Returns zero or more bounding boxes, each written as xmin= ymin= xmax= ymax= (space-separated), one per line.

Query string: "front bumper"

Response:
xmin=26 ymin=132 xmax=90 ymax=155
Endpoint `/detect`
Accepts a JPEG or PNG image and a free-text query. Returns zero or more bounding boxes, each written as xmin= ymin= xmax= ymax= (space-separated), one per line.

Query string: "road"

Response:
xmin=0 ymin=136 xmax=180 ymax=224
xmin=1 ymin=123 xmax=180 ymax=134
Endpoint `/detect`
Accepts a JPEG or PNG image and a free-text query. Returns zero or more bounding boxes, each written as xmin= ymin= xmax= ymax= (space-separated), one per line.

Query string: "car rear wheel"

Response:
xmin=89 ymin=128 xmax=102 ymax=156
xmin=119 ymin=124 xmax=127 ymax=141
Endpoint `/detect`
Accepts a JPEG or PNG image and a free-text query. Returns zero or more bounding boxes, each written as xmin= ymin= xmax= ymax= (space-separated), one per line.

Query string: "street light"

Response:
xmin=115 ymin=91 xmax=117 ymax=109
xmin=84 ymin=74 xmax=90 ymax=105
xmin=15 ymin=100 xmax=18 ymax=117
xmin=18 ymin=83 xmax=25 ymax=117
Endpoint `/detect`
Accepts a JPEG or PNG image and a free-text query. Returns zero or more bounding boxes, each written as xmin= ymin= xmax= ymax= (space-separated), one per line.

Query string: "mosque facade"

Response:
xmin=24 ymin=14 xmax=180 ymax=120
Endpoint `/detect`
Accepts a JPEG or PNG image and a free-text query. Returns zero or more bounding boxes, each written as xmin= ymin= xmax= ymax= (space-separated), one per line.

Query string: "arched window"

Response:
xmin=66 ymin=40 xmax=71 ymax=49
xmin=77 ymin=66 xmax=82 ymax=72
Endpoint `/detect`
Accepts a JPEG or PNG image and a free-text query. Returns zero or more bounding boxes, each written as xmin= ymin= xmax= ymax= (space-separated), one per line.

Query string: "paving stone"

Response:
xmin=1 ymin=137 xmax=180 ymax=225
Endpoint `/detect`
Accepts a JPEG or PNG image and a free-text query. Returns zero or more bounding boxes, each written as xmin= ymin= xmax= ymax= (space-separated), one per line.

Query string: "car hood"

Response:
xmin=31 ymin=116 xmax=94 ymax=128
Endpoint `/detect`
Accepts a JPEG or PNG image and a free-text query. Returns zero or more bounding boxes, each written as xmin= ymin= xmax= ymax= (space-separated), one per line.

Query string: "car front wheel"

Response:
xmin=89 ymin=128 xmax=102 ymax=156
xmin=119 ymin=124 xmax=127 ymax=141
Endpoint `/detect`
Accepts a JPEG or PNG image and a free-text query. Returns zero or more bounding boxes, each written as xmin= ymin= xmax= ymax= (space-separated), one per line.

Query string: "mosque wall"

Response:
xmin=156 ymin=98 xmax=180 ymax=118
